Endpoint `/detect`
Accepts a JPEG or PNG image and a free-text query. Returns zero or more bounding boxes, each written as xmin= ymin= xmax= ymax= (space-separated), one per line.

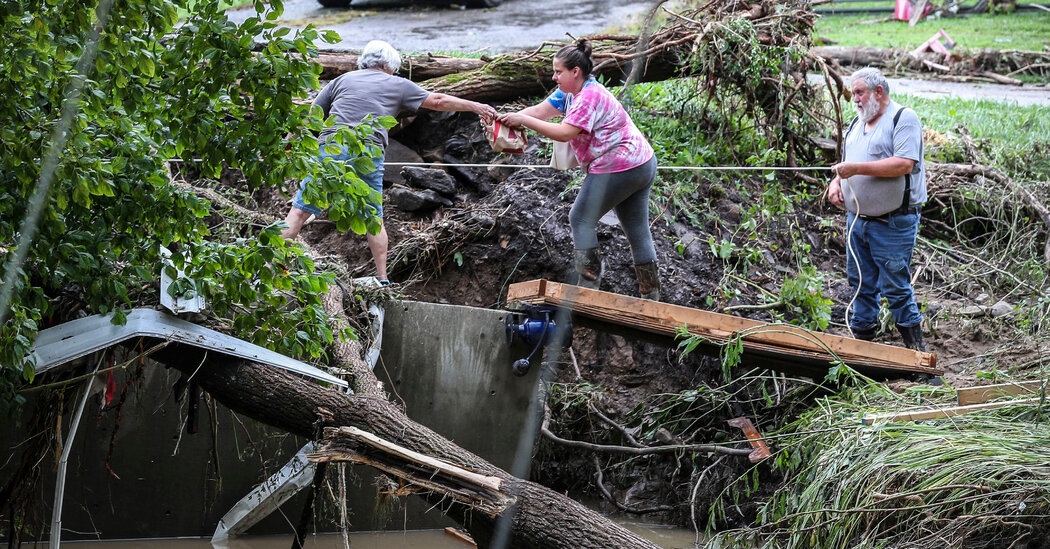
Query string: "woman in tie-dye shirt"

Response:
xmin=498 ymin=39 xmax=661 ymax=301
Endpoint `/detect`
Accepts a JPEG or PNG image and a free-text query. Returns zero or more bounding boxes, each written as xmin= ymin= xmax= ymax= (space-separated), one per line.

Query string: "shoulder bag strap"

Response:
xmin=892 ymin=107 xmax=912 ymax=211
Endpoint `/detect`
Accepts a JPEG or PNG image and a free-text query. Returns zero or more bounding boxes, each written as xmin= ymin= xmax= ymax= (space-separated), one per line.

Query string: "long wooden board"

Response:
xmin=507 ymin=279 xmax=940 ymax=378
xmin=862 ymin=397 xmax=1043 ymax=425
xmin=957 ymin=381 xmax=1047 ymax=405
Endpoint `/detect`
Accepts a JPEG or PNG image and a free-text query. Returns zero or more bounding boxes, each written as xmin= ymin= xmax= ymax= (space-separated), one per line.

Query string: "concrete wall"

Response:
xmin=378 ymin=301 xmax=542 ymax=470
xmin=0 ymin=300 xmax=541 ymax=541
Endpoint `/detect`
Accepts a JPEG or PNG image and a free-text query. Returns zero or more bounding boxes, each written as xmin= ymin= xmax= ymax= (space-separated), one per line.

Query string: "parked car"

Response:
xmin=318 ymin=0 xmax=501 ymax=7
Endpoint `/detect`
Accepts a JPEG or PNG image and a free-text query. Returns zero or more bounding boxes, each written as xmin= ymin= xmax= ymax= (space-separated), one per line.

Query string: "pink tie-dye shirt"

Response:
xmin=562 ymin=82 xmax=654 ymax=174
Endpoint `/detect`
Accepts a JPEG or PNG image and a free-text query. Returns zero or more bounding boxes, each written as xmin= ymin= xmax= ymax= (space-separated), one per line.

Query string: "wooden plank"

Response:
xmin=957 ymin=381 xmax=1047 ymax=406
xmin=862 ymin=397 xmax=1044 ymax=425
xmin=507 ymin=280 xmax=940 ymax=376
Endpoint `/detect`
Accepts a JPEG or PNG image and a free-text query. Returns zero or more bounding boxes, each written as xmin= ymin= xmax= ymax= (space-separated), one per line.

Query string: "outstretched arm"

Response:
xmin=421 ymin=93 xmax=496 ymax=121
xmin=497 ymin=112 xmax=582 ymax=142
xmin=518 ymin=101 xmax=562 ymax=121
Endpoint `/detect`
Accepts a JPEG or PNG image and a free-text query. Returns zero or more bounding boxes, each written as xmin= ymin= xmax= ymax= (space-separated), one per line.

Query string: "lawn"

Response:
xmin=905 ymin=95 xmax=1050 ymax=144
xmin=814 ymin=11 xmax=1050 ymax=51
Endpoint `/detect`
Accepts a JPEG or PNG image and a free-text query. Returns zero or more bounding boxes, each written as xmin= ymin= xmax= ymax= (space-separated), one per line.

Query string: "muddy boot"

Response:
xmin=635 ymin=261 xmax=661 ymax=301
xmin=851 ymin=323 xmax=878 ymax=341
xmin=898 ymin=323 xmax=926 ymax=352
xmin=573 ymin=248 xmax=602 ymax=290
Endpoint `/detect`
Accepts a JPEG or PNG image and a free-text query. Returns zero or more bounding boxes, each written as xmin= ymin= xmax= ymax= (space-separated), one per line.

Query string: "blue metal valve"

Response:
xmin=504 ymin=306 xmax=572 ymax=376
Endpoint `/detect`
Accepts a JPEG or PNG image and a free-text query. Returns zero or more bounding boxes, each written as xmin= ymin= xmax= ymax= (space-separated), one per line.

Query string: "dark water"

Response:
xmin=56 ymin=523 xmax=699 ymax=548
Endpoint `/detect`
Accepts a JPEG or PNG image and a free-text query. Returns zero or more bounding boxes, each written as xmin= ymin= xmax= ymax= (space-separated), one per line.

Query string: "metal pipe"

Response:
xmin=51 ymin=373 xmax=101 ymax=549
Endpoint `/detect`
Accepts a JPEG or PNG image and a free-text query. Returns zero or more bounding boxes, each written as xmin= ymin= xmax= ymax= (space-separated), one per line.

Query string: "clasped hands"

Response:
xmin=496 ymin=112 xmax=528 ymax=129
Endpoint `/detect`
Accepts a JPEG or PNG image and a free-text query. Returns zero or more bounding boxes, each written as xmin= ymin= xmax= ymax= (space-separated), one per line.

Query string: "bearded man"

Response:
xmin=827 ymin=67 xmax=928 ymax=351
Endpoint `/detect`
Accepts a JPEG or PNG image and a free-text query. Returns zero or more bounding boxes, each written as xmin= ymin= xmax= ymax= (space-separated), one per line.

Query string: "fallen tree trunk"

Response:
xmin=151 ymin=282 xmax=663 ymax=547
xmin=812 ymin=45 xmax=1050 ymax=79
xmin=155 ymin=344 xmax=662 ymax=548
xmin=315 ymin=36 xmax=684 ymax=103
xmin=316 ymin=52 xmax=488 ymax=81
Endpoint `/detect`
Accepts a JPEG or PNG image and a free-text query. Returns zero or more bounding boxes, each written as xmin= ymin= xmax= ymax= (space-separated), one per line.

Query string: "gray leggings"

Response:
xmin=568 ymin=156 xmax=657 ymax=264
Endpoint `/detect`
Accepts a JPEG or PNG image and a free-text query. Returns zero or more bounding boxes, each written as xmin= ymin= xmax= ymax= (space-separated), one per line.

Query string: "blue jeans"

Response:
xmin=845 ymin=211 xmax=922 ymax=330
xmin=293 ymin=143 xmax=385 ymax=218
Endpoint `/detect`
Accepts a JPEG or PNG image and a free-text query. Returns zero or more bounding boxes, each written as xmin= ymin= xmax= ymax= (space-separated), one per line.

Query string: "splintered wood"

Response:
xmin=310 ymin=426 xmax=514 ymax=516
xmin=506 ymin=279 xmax=940 ymax=378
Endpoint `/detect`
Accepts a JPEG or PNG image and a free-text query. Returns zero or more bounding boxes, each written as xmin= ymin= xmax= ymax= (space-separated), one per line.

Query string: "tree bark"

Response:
xmin=316 ymin=52 xmax=488 ymax=81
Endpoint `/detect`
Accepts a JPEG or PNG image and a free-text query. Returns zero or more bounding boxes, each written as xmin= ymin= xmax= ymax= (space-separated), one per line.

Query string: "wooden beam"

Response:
xmin=507 ymin=280 xmax=940 ymax=378
xmin=957 ymin=381 xmax=1047 ymax=406
xmin=862 ymin=397 xmax=1044 ymax=425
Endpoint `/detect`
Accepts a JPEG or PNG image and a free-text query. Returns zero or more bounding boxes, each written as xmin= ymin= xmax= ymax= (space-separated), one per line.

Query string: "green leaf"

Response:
xmin=348 ymin=215 xmax=366 ymax=235
xmin=139 ymin=55 xmax=155 ymax=77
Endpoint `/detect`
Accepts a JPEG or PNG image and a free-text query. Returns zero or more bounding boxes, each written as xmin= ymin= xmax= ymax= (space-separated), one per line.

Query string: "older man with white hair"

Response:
xmin=827 ymin=67 xmax=928 ymax=352
xmin=282 ymin=40 xmax=496 ymax=284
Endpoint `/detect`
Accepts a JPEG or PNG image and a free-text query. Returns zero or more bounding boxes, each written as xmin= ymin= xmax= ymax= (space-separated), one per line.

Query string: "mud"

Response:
xmin=263 ymin=103 xmax=1036 ymax=392
xmin=249 ymin=88 xmax=1046 ymax=524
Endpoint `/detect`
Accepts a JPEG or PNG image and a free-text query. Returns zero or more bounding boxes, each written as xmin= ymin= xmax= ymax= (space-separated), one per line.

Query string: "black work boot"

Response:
xmin=634 ymin=261 xmax=661 ymax=301
xmin=851 ymin=323 xmax=878 ymax=341
xmin=898 ymin=323 xmax=926 ymax=352
xmin=573 ymin=248 xmax=602 ymax=290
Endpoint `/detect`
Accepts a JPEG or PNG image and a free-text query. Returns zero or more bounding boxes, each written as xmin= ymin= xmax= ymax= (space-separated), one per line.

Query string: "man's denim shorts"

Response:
xmin=292 ymin=143 xmax=386 ymax=218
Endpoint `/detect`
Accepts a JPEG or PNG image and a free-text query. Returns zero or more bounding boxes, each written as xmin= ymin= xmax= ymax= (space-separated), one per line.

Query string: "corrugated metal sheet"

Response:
xmin=29 ymin=308 xmax=348 ymax=389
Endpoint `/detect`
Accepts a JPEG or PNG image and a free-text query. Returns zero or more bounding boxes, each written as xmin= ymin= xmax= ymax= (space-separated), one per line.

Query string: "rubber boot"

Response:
xmin=573 ymin=248 xmax=602 ymax=290
xmin=851 ymin=323 xmax=878 ymax=341
xmin=635 ymin=261 xmax=661 ymax=302
xmin=898 ymin=323 xmax=926 ymax=352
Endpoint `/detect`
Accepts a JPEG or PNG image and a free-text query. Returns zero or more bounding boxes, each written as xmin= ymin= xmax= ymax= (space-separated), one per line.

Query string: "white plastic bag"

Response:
xmin=549 ymin=140 xmax=579 ymax=170
xmin=549 ymin=92 xmax=579 ymax=170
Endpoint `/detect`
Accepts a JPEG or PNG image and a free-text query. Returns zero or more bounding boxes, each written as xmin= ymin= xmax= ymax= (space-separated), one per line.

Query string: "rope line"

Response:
xmin=386 ymin=161 xmax=832 ymax=171
xmin=167 ymin=157 xmax=833 ymax=172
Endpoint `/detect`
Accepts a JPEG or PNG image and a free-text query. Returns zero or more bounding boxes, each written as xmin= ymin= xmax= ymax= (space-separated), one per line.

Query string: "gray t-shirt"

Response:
xmin=314 ymin=69 xmax=431 ymax=150
xmin=841 ymin=101 xmax=927 ymax=216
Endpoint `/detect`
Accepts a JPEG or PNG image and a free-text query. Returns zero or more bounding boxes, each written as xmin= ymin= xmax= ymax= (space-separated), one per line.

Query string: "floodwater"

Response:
xmin=54 ymin=523 xmax=700 ymax=548
xmin=886 ymin=77 xmax=1050 ymax=106
xmin=224 ymin=0 xmax=654 ymax=53
xmin=808 ymin=74 xmax=1050 ymax=106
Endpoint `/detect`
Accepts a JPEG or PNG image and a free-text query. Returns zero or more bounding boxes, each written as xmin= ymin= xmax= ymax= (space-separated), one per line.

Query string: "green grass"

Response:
xmin=707 ymin=381 xmax=1050 ymax=549
xmin=904 ymin=95 xmax=1050 ymax=148
xmin=815 ymin=11 xmax=1050 ymax=51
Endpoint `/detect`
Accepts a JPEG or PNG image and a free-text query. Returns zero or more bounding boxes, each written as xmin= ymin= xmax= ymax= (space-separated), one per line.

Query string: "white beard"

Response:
xmin=857 ymin=95 xmax=881 ymax=122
